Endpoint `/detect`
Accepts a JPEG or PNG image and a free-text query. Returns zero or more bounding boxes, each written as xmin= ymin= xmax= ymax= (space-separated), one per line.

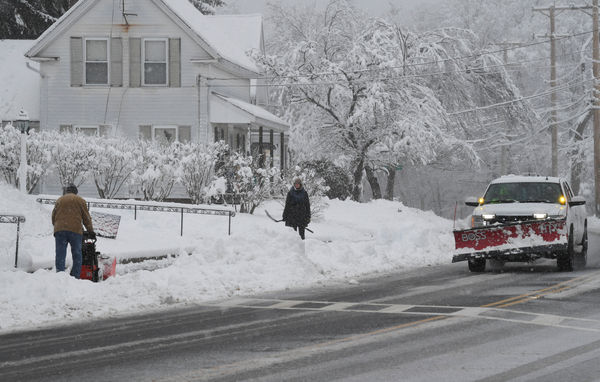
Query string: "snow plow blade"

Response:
xmin=452 ymin=218 xmax=568 ymax=263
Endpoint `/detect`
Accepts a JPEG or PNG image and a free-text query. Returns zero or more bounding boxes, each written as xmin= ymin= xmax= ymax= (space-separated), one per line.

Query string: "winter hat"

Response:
xmin=65 ymin=184 xmax=78 ymax=195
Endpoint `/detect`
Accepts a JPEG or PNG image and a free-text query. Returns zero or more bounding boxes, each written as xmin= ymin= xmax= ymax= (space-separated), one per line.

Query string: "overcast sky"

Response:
xmin=225 ymin=0 xmax=440 ymax=17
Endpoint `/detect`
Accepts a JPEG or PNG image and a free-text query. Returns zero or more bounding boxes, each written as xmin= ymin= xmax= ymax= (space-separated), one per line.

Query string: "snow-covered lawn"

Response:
xmin=0 ymin=183 xmax=454 ymax=333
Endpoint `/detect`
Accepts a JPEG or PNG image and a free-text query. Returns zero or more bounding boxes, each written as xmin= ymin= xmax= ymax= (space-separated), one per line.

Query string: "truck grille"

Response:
xmin=489 ymin=215 xmax=534 ymax=225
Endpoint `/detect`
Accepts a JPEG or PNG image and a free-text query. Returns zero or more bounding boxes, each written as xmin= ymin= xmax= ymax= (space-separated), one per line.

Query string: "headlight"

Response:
xmin=472 ymin=215 xmax=484 ymax=227
xmin=533 ymin=213 xmax=547 ymax=219
xmin=482 ymin=214 xmax=495 ymax=220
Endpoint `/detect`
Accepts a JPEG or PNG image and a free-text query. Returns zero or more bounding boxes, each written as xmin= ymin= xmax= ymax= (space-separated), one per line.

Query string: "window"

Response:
xmin=76 ymin=125 xmax=99 ymax=136
xmin=140 ymin=125 xmax=189 ymax=143
xmin=85 ymin=38 xmax=109 ymax=85
xmin=483 ymin=182 xmax=563 ymax=204
xmin=61 ymin=125 xmax=112 ymax=136
xmin=143 ymin=39 xmax=168 ymax=86
xmin=153 ymin=125 xmax=178 ymax=144
xmin=563 ymin=182 xmax=574 ymax=199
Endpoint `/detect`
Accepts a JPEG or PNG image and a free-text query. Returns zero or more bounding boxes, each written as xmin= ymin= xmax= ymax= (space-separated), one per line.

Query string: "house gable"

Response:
xmin=29 ymin=0 xmax=218 ymax=60
xmin=26 ymin=0 xmax=261 ymax=79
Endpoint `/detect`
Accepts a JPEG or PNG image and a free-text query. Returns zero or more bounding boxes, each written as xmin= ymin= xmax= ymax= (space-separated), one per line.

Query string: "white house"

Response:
xmin=24 ymin=0 xmax=289 ymax=195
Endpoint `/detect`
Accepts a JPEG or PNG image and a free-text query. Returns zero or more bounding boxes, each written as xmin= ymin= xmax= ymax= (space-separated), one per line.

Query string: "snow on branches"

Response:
xmin=257 ymin=0 xmax=539 ymax=201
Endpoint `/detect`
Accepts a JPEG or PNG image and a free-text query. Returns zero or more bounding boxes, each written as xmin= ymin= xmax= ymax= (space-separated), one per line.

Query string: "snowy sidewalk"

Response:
xmin=0 ymin=183 xmax=454 ymax=333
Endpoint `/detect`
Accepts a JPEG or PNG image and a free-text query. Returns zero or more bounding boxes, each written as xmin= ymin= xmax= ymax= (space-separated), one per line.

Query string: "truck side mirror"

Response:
xmin=569 ymin=196 xmax=586 ymax=207
xmin=465 ymin=197 xmax=480 ymax=207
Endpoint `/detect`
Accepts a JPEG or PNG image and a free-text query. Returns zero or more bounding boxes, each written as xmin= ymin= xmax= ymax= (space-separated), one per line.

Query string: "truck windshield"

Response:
xmin=483 ymin=182 xmax=562 ymax=204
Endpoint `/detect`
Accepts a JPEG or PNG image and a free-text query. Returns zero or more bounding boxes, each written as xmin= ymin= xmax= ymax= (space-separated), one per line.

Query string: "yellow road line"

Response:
xmin=496 ymin=285 xmax=572 ymax=308
xmin=481 ymin=273 xmax=591 ymax=308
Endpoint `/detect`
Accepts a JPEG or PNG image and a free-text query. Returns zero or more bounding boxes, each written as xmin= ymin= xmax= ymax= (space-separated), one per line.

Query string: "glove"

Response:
xmin=89 ymin=231 xmax=96 ymax=240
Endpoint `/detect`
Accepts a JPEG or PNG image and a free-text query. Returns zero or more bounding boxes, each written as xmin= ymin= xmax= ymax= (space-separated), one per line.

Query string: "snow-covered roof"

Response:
xmin=211 ymin=92 xmax=288 ymax=131
xmin=162 ymin=0 xmax=263 ymax=73
xmin=490 ymin=175 xmax=561 ymax=184
xmin=0 ymin=40 xmax=40 ymax=121
xmin=26 ymin=0 xmax=263 ymax=74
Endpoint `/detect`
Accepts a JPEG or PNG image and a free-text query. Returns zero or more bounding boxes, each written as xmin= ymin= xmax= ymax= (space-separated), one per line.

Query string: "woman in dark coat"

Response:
xmin=283 ymin=178 xmax=311 ymax=240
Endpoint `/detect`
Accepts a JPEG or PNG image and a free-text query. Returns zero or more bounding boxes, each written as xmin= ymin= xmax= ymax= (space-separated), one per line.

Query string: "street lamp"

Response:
xmin=14 ymin=109 xmax=29 ymax=194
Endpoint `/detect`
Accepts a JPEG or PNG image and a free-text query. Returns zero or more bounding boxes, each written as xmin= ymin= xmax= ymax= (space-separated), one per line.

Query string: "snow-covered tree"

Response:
xmin=131 ymin=140 xmax=179 ymax=202
xmin=51 ymin=132 xmax=94 ymax=189
xmin=257 ymin=1 xmax=526 ymax=201
xmin=188 ymin=0 xmax=225 ymax=15
xmin=89 ymin=136 xmax=137 ymax=199
xmin=0 ymin=124 xmax=21 ymax=188
xmin=217 ymin=152 xmax=280 ymax=214
xmin=178 ymin=141 xmax=221 ymax=204
xmin=24 ymin=129 xmax=53 ymax=193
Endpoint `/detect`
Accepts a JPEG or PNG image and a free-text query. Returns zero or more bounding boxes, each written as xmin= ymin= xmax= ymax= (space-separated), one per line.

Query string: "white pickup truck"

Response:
xmin=453 ymin=175 xmax=587 ymax=272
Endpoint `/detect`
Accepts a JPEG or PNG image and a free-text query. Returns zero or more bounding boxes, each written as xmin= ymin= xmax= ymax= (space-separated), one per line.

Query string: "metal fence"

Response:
xmin=0 ymin=214 xmax=26 ymax=267
xmin=37 ymin=198 xmax=236 ymax=236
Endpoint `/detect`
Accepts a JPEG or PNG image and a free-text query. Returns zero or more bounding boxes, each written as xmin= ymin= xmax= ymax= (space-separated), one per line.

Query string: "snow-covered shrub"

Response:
xmin=25 ymin=130 xmax=53 ymax=193
xmin=217 ymin=152 xmax=281 ymax=214
xmin=0 ymin=123 xmax=21 ymax=188
xmin=301 ymin=159 xmax=351 ymax=200
xmin=0 ymin=124 xmax=52 ymax=193
xmin=178 ymin=142 xmax=220 ymax=204
xmin=130 ymin=140 xmax=179 ymax=201
xmin=280 ymin=165 xmax=329 ymax=219
xmin=89 ymin=136 xmax=137 ymax=199
xmin=51 ymin=131 xmax=95 ymax=188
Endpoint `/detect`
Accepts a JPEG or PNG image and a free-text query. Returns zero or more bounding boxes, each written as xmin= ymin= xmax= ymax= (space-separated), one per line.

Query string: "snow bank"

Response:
xmin=0 ymin=183 xmax=455 ymax=332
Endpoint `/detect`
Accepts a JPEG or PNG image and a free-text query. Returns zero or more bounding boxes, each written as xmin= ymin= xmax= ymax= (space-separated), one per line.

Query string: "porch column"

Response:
xmin=280 ymin=132 xmax=285 ymax=171
xmin=269 ymin=129 xmax=274 ymax=168
xmin=258 ymin=126 xmax=264 ymax=168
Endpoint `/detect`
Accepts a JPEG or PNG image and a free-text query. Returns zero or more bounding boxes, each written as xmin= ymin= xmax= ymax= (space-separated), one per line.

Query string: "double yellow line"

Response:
xmin=482 ymin=273 xmax=594 ymax=308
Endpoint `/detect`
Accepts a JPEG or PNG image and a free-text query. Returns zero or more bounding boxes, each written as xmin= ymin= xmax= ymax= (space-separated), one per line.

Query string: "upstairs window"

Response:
xmin=143 ymin=39 xmax=168 ymax=86
xmin=85 ymin=38 xmax=109 ymax=85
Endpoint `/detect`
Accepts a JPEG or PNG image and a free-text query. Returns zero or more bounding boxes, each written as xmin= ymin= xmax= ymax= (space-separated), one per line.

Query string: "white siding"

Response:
xmin=38 ymin=0 xmax=222 ymax=145
xmin=33 ymin=0 xmax=271 ymax=199
xmin=208 ymin=65 xmax=251 ymax=101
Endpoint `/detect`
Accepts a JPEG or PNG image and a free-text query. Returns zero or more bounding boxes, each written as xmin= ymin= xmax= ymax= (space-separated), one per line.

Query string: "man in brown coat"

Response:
xmin=52 ymin=184 xmax=95 ymax=279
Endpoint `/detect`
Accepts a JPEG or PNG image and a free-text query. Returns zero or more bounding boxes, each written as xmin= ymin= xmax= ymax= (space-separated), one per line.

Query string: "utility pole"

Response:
xmin=550 ymin=7 xmax=558 ymax=177
xmin=533 ymin=4 xmax=592 ymax=177
xmin=593 ymin=0 xmax=600 ymax=214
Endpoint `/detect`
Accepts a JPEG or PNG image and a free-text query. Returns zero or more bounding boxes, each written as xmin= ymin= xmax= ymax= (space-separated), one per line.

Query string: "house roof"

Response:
xmin=0 ymin=40 xmax=40 ymax=121
xmin=210 ymin=93 xmax=288 ymax=132
xmin=26 ymin=0 xmax=263 ymax=74
xmin=162 ymin=0 xmax=263 ymax=73
xmin=25 ymin=0 xmax=97 ymax=58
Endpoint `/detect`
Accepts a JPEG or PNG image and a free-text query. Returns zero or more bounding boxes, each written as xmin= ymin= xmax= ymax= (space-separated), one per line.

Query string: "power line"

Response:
xmin=205 ymin=29 xmax=595 ymax=82
xmin=203 ymin=54 xmax=593 ymax=89
xmin=448 ymin=77 xmax=597 ymax=116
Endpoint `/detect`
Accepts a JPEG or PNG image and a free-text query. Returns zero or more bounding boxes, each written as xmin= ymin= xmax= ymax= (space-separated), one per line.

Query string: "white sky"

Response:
xmin=226 ymin=0 xmax=439 ymax=17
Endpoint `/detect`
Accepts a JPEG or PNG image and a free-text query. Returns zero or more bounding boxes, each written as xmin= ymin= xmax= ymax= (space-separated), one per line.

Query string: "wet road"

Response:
xmin=3 ymin=234 xmax=600 ymax=381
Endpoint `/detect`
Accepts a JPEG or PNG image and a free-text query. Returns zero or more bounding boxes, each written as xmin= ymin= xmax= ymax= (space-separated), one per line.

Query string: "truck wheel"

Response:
xmin=575 ymin=224 xmax=588 ymax=269
xmin=468 ymin=258 xmax=486 ymax=272
xmin=557 ymin=226 xmax=575 ymax=272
